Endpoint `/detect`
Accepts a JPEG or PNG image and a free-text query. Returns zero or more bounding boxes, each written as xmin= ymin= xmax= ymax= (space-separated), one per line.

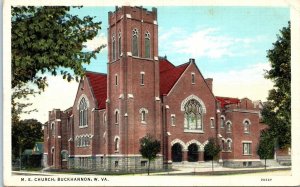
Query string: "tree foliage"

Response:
xmin=204 ymin=138 xmax=221 ymax=172
xmin=139 ymin=134 xmax=161 ymax=175
xmin=262 ymin=22 xmax=291 ymax=148
xmin=257 ymin=130 xmax=275 ymax=169
xmin=12 ymin=6 xmax=105 ymax=89
xmin=11 ymin=6 xmax=105 ymax=119
xmin=12 ymin=119 xmax=43 ymax=160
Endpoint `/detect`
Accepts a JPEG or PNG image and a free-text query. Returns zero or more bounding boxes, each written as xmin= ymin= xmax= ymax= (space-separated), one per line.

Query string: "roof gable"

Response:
xmin=85 ymin=71 xmax=107 ymax=109
xmin=160 ymin=60 xmax=189 ymax=96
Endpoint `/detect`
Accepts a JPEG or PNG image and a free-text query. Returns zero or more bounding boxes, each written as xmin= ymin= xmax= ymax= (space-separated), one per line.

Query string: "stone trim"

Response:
xmin=180 ymin=94 xmax=207 ymax=113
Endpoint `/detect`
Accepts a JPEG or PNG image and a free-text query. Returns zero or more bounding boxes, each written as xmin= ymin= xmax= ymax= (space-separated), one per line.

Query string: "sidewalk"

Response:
xmin=12 ymin=165 xmax=291 ymax=176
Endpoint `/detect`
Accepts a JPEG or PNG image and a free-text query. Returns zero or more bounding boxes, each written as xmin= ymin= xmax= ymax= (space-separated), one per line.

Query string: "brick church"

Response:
xmin=43 ymin=6 xmax=266 ymax=171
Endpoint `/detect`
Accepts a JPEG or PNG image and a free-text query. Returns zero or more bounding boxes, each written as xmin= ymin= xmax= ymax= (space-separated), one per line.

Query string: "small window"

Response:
xmin=171 ymin=115 xmax=176 ymax=126
xmin=100 ymin=157 xmax=104 ymax=166
xmin=115 ymin=110 xmax=119 ymax=124
xmin=226 ymin=121 xmax=232 ymax=133
xmin=114 ymin=137 xmax=119 ymax=152
xmin=141 ymin=161 xmax=147 ymax=167
xmin=191 ymin=73 xmax=195 ymax=84
xmin=220 ymin=116 xmax=225 ymax=128
xmin=244 ymin=120 xmax=250 ymax=134
xmin=115 ymin=161 xmax=119 ymax=168
xmin=141 ymin=111 xmax=146 ymax=122
xmin=118 ymin=32 xmax=122 ymax=57
xmin=227 ymin=139 xmax=232 ymax=151
xmin=51 ymin=122 xmax=55 ymax=136
xmin=61 ymin=150 xmax=68 ymax=161
xmin=112 ymin=35 xmax=116 ymax=60
xmin=140 ymin=72 xmax=145 ymax=86
xmin=115 ymin=74 xmax=118 ymax=86
xmin=139 ymin=108 xmax=148 ymax=123
xmin=243 ymin=142 xmax=252 ymax=155
xmin=210 ymin=118 xmax=214 ymax=128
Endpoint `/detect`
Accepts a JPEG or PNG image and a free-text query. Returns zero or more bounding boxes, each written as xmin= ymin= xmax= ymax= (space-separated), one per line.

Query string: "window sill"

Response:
xmin=184 ymin=129 xmax=204 ymax=133
xmin=141 ymin=121 xmax=147 ymax=125
xmin=222 ymin=150 xmax=232 ymax=153
xmin=226 ymin=132 xmax=232 ymax=133
xmin=79 ymin=125 xmax=88 ymax=129
xmin=243 ymin=154 xmax=252 ymax=156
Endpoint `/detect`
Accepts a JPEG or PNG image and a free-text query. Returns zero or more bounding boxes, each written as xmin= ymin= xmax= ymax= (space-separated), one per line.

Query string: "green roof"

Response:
xmin=33 ymin=142 xmax=44 ymax=154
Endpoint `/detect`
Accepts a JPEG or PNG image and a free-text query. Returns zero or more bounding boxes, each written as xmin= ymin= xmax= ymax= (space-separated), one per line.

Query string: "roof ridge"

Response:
xmin=85 ymin=70 xmax=107 ymax=76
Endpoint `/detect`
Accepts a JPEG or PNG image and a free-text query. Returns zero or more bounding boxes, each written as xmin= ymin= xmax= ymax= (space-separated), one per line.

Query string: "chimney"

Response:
xmin=205 ymin=78 xmax=213 ymax=91
xmin=189 ymin=58 xmax=195 ymax=63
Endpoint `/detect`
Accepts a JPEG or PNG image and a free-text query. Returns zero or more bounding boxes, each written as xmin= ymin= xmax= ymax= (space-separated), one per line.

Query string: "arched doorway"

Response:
xmin=172 ymin=143 xmax=183 ymax=162
xmin=188 ymin=143 xmax=199 ymax=162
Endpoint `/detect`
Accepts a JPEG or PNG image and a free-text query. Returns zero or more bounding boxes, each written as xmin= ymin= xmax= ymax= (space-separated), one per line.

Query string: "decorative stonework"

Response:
xmin=180 ymin=94 xmax=206 ymax=113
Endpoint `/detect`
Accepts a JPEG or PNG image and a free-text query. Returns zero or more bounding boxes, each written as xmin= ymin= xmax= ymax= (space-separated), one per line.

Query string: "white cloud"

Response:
xmin=206 ymin=62 xmax=273 ymax=101
xmin=167 ymin=27 xmax=261 ymax=59
xmin=83 ymin=33 xmax=107 ymax=51
xmin=19 ymin=76 xmax=79 ymax=123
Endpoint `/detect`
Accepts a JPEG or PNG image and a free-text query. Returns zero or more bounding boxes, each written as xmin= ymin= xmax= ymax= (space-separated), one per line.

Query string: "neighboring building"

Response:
xmin=43 ymin=6 xmax=266 ymax=171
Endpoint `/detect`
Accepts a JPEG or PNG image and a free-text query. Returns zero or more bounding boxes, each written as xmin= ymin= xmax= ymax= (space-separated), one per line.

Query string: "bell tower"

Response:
xmin=106 ymin=6 xmax=161 ymax=156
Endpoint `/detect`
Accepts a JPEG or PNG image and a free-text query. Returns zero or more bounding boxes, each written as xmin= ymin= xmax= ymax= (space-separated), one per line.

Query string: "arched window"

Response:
xmin=227 ymin=139 xmax=232 ymax=151
xmin=79 ymin=97 xmax=88 ymax=127
xmin=114 ymin=137 xmax=120 ymax=152
xmin=118 ymin=32 xmax=122 ymax=57
xmin=51 ymin=122 xmax=55 ymax=136
xmin=184 ymin=99 xmax=203 ymax=131
xmin=144 ymin=31 xmax=150 ymax=58
xmin=132 ymin=28 xmax=139 ymax=56
xmin=61 ymin=150 xmax=68 ymax=161
xmin=112 ymin=34 xmax=116 ymax=60
xmin=243 ymin=120 xmax=250 ymax=133
xmin=139 ymin=108 xmax=148 ymax=124
xmin=220 ymin=116 xmax=225 ymax=128
xmin=226 ymin=121 xmax=232 ymax=133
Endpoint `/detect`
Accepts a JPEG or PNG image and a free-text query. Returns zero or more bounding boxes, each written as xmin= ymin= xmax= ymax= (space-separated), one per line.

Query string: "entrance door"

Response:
xmin=172 ymin=143 xmax=183 ymax=162
xmin=188 ymin=143 xmax=199 ymax=162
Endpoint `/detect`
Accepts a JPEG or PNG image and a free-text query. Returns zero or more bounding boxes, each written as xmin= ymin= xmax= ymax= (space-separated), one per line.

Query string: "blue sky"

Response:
xmin=19 ymin=6 xmax=290 ymax=122
xmin=71 ymin=6 xmax=289 ymax=74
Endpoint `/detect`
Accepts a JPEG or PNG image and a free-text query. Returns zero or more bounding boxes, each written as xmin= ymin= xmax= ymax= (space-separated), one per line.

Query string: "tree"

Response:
xmin=139 ymin=134 xmax=161 ymax=175
xmin=11 ymin=6 xmax=105 ymax=120
xmin=204 ymin=138 xmax=221 ymax=172
xmin=12 ymin=119 xmax=43 ymax=161
xmin=262 ymin=22 xmax=291 ymax=148
xmin=257 ymin=130 xmax=275 ymax=170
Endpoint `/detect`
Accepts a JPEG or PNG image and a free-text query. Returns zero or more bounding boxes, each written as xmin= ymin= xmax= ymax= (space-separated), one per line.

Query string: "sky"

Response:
xmin=19 ymin=6 xmax=290 ymax=123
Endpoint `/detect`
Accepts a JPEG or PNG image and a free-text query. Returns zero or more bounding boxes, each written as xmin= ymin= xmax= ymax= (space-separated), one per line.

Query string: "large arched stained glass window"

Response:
xmin=184 ymin=99 xmax=203 ymax=131
xmin=132 ymin=28 xmax=139 ymax=56
xmin=79 ymin=97 xmax=88 ymax=127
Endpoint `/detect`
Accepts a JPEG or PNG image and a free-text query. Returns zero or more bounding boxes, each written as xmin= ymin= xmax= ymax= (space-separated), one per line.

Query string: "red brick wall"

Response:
xmin=163 ymin=62 xmax=217 ymax=161
xmin=107 ymin=6 xmax=160 ymax=156
xmin=72 ymin=78 xmax=97 ymax=156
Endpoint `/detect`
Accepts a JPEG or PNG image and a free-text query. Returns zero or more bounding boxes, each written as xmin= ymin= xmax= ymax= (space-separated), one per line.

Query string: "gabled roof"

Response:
xmin=85 ymin=71 xmax=107 ymax=109
xmin=160 ymin=59 xmax=189 ymax=96
xmin=159 ymin=58 xmax=175 ymax=72
xmin=216 ymin=96 xmax=240 ymax=108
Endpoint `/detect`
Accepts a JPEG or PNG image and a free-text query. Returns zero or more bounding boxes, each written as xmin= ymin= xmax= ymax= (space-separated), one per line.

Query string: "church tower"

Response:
xmin=106 ymin=6 xmax=161 ymax=161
